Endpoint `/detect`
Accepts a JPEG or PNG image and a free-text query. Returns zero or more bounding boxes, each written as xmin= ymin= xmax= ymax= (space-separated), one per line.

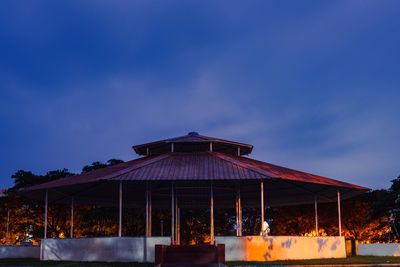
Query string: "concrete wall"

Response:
xmin=0 ymin=245 xmax=40 ymax=259
xmin=41 ymin=236 xmax=171 ymax=262
xmin=215 ymin=236 xmax=346 ymax=261
xmin=358 ymin=243 xmax=400 ymax=256
xmin=41 ymin=236 xmax=346 ymax=262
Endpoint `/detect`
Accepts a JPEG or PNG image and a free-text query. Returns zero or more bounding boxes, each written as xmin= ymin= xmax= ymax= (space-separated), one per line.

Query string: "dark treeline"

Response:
xmin=0 ymin=160 xmax=399 ymax=245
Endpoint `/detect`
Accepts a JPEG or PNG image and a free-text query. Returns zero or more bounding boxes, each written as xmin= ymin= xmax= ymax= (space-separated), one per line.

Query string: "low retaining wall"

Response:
xmin=41 ymin=236 xmax=346 ymax=262
xmin=41 ymin=236 xmax=171 ymax=262
xmin=358 ymin=243 xmax=400 ymax=256
xmin=215 ymin=236 xmax=346 ymax=261
xmin=0 ymin=245 xmax=40 ymax=259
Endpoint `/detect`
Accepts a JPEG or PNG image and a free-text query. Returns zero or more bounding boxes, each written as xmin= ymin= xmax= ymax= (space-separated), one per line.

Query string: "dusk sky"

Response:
xmin=1 ymin=1 xmax=399 ymax=190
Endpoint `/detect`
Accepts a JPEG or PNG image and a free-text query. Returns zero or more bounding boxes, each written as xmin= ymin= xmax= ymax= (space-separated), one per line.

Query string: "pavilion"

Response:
xmin=19 ymin=132 xmax=369 ymax=262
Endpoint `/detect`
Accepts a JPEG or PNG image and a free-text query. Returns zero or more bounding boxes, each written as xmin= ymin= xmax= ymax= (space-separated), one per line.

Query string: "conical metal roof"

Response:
xmin=19 ymin=151 xmax=369 ymax=208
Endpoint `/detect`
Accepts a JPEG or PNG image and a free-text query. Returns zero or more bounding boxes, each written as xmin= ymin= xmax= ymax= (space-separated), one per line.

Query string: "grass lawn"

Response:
xmin=2 ymin=256 xmax=400 ymax=266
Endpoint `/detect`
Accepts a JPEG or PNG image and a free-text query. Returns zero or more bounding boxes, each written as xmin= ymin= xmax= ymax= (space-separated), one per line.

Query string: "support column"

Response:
xmin=146 ymin=183 xmax=149 ymax=237
xmin=235 ymin=193 xmax=239 ymax=236
xmin=261 ymin=181 xmax=264 ymax=236
xmin=238 ymin=184 xmax=242 ymax=236
xmin=337 ymin=191 xmax=342 ymax=236
xmin=6 ymin=209 xmax=10 ymax=245
xmin=175 ymin=193 xmax=178 ymax=243
xmin=119 ymin=181 xmax=122 ymax=237
xmin=314 ymin=196 xmax=319 ymax=236
xmin=44 ymin=189 xmax=48 ymax=239
xmin=70 ymin=197 xmax=74 ymax=238
xmin=171 ymin=182 xmax=175 ymax=245
xmin=210 ymin=182 xmax=214 ymax=245
xmin=149 ymin=188 xmax=152 ymax=236
xmin=177 ymin=208 xmax=180 ymax=245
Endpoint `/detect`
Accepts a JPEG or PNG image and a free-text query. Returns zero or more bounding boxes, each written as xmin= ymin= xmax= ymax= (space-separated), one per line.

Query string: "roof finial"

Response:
xmin=188 ymin=131 xmax=199 ymax=135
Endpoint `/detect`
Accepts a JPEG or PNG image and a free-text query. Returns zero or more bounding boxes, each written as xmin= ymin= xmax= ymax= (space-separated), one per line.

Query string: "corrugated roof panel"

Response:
xmin=20 ymin=151 xmax=369 ymax=192
xmin=217 ymin=153 xmax=367 ymax=189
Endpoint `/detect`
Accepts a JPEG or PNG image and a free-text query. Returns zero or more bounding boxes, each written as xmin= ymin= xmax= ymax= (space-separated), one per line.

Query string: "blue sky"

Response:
xmin=0 ymin=1 xmax=399 ymax=190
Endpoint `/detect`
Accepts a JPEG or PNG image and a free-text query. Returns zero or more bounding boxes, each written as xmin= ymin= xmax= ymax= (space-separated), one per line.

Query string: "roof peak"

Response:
xmin=132 ymin=132 xmax=253 ymax=156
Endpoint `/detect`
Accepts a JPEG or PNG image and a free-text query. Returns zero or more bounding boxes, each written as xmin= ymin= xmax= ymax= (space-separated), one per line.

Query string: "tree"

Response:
xmin=389 ymin=175 xmax=400 ymax=239
xmin=81 ymin=159 xmax=124 ymax=173
xmin=1 ymin=168 xmax=75 ymax=244
xmin=341 ymin=190 xmax=390 ymax=243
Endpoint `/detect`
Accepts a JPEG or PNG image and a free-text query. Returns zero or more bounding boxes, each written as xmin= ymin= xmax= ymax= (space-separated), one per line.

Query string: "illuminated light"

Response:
xmin=302 ymin=230 xmax=317 ymax=237
xmin=59 ymin=232 xmax=65 ymax=238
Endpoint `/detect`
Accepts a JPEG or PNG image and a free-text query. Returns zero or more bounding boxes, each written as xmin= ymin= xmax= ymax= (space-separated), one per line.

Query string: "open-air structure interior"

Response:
xmin=18 ymin=132 xmax=369 ymax=262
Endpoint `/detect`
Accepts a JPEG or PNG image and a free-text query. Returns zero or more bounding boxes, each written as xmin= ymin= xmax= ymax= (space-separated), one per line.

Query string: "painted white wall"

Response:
xmin=41 ymin=236 xmax=347 ymax=262
xmin=215 ymin=236 xmax=346 ymax=261
xmin=0 ymin=245 xmax=40 ymax=259
xmin=358 ymin=243 xmax=400 ymax=256
xmin=41 ymin=236 xmax=171 ymax=262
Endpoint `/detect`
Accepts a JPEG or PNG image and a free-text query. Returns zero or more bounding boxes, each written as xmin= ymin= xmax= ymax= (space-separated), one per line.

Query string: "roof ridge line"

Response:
xmin=133 ymin=134 xmax=253 ymax=148
xmin=100 ymin=153 xmax=172 ymax=181
xmin=211 ymin=152 xmax=279 ymax=179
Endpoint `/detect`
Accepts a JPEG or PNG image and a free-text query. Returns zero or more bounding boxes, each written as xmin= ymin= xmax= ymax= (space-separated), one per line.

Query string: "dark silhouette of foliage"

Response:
xmin=81 ymin=159 xmax=124 ymax=173
xmin=2 ymin=168 xmax=75 ymax=244
xmin=390 ymin=175 xmax=400 ymax=239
